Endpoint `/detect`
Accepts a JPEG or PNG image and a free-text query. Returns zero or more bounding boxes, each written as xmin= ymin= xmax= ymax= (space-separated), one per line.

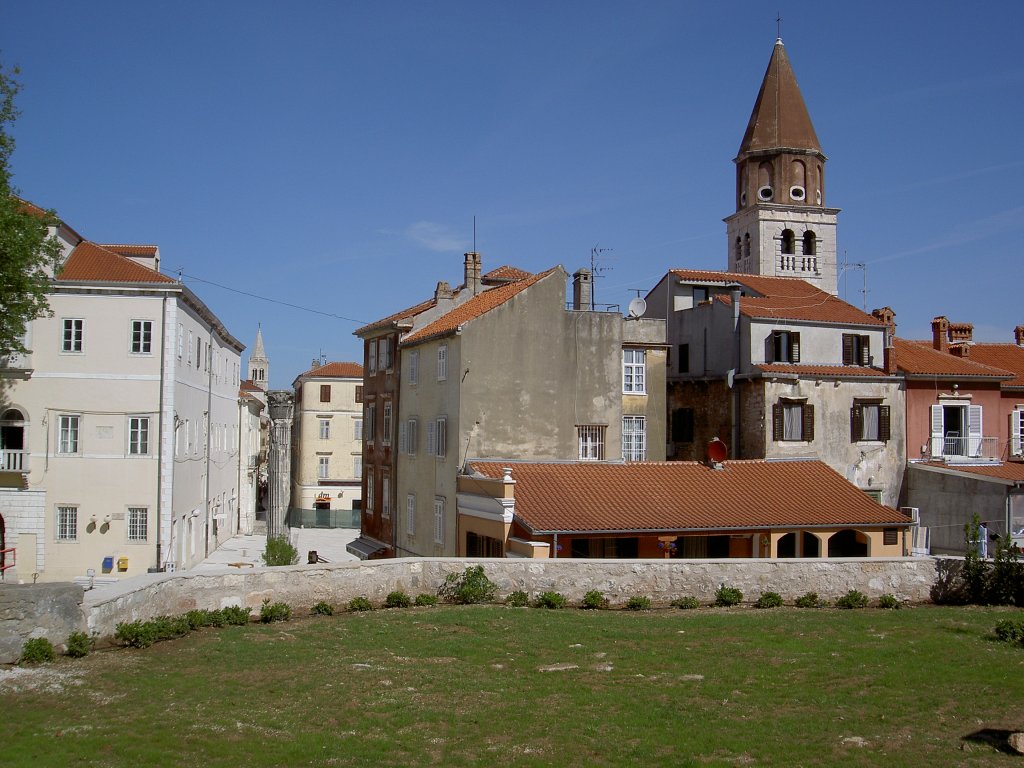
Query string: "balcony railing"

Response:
xmin=0 ymin=450 xmax=29 ymax=473
xmin=0 ymin=351 xmax=31 ymax=369
xmin=930 ymin=435 xmax=1000 ymax=463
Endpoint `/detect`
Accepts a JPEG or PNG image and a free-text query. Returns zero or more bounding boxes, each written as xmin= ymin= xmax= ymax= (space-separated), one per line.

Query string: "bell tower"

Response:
xmin=724 ymin=39 xmax=839 ymax=295
xmin=247 ymin=326 xmax=269 ymax=392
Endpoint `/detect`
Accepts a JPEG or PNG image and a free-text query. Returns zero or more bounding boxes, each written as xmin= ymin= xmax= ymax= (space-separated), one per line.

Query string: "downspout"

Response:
xmin=730 ymin=286 xmax=741 ymax=459
xmin=155 ymin=295 xmax=167 ymax=570
xmin=552 ymin=532 xmax=558 ymax=559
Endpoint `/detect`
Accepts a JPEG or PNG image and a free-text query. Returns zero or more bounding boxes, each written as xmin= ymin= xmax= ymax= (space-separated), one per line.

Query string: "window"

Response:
xmin=842 ymin=334 xmax=871 ymax=366
xmin=672 ymin=408 xmax=695 ymax=444
xmin=354 ymin=419 xmax=363 ymax=440
xmin=366 ymin=405 xmax=375 ymax=444
xmin=128 ymin=417 xmax=150 ymax=455
xmin=177 ymin=324 xmax=183 ymax=359
xmin=366 ymin=470 xmax=374 ymax=514
xmin=130 ymin=320 xmax=153 ymax=354
xmin=382 ymin=401 xmax=392 ymax=446
xmin=622 ymin=416 xmax=646 ymax=461
xmin=434 ymin=497 xmax=445 ymax=544
xmin=781 ymin=229 xmax=795 ymax=255
xmin=406 ymin=419 xmax=417 ymax=455
xmin=466 ymin=531 xmax=504 ymax=557
xmin=355 ymin=385 xmax=363 ymax=403
xmin=62 ymin=319 xmax=83 ymax=353
xmin=353 ymin=455 xmax=362 ymax=478
xmin=128 ymin=507 xmax=148 ymax=542
xmin=930 ymin=403 xmax=983 ymax=457
xmin=578 ymin=425 xmax=606 ymax=460
xmin=802 ymin=230 xmax=817 ymax=256
xmin=318 ymin=456 xmax=330 ymax=479
xmin=883 ymin=528 xmax=898 ymax=545
xmin=409 ymin=350 xmax=419 ymax=384
xmin=769 ymin=331 xmax=800 ymax=363
xmin=851 ymin=401 xmax=890 ymax=442
xmin=406 ymin=494 xmax=416 ymax=536
xmin=380 ymin=337 xmax=392 ymax=370
xmin=382 ymin=476 xmax=391 ymax=518
xmin=320 ymin=384 xmax=331 ymax=403
xmin=437 ymin=344 xmax=448 ymax=381
xmin=187 ymin=330 xmax=193 ymax=365
xmin=623 ymin=349 xmax=646 ymax=393
xmin=428 ymin=417 xmax=447 ymax=458
xmin=319 ymin=419 xmax=330 ymax=440
xmin=58 ymin=415 xmax=80 ymax=454
xmin=678 ymin=343 xmax=689 ymax=374
xmin=773 ymin=400 xmax=814 ymax=442
xmin=57 ymin=505 xmax=78 ymax=541
xmin=196 ymin=338 xmax=202 ymax=368
xmin=1012 ymin=409 xmax=1024 ymax=457
xmin=368 ymin=340 xmax=377 ymax=373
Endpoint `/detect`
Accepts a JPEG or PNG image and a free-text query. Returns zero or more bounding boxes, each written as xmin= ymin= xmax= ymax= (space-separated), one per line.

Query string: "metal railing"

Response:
xmin=930 ymin=435 xmax=999 ymax=462
xmin=0 ymin=547 xmax=15 ymax=575
xmin=0 ymin=450 xmax=29 ymax=473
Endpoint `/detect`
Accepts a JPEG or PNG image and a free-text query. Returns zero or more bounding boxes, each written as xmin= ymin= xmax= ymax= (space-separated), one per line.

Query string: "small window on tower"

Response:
xmin=758 ymin=186 xmax=774 ymax=201
xmin=790 ymin=186 xmax=805 ymax=201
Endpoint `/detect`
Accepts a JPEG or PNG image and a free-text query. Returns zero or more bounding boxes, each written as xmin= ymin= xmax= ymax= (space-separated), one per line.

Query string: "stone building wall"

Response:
xmin=0 ymin=583 xmax=84 ymax=663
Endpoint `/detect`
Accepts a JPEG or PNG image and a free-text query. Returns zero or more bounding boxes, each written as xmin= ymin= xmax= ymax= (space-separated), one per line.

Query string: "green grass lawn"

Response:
xmin=3 ymin=605 xmax=1024 ymax=767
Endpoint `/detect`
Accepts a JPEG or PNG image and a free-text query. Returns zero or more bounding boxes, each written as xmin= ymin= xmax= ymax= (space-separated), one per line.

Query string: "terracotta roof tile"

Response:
xmin=296 ymin=361 xmax=364 ymax=379
xmin=757 ymin=363 xmax=887 ymax=377
xmin=355 ymin=297 xmax=438 ymax=336
xmin=97 ymin=244 xmax=159 ymax=257
xmin=239 ymin=379 xmax=262 ymax=392
xmin=893 ymin=338 xmax=1012 ymax=379
xmin=915 ymin=461 xmax=1024 ymax=483
xmin=402 ymin=268 xmax=557 ymax=346
xmin=58 ymin=241 xmax=175 ymax=284
xmin=467 ymin=459 xmax=908 ymax=534
xmin=669 ymin=269 xmax=882 ymax=326
xmin=482 ymin=265 xmax=531 ymax=282
xmin=965 ymin=344 xmax=1024 ymax=388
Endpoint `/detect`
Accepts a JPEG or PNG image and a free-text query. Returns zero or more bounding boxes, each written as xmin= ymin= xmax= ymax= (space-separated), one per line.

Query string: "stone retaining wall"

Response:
xmin=85 ymin=557 xmax=939 ymax=638
xmin=0 ymin=583 xmax=85 ymax=663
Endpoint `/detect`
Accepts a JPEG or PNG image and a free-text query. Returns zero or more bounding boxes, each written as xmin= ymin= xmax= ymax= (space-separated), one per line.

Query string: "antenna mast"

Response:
xmin=590 ymin=244 xmax=613 ymax=311
xmin=839 ymin=251 xmax=868 ymax=312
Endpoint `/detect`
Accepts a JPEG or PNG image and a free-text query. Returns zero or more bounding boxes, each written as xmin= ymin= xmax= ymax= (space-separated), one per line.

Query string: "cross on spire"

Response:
xmin=776 ymin=12 xmax=782 ymax=40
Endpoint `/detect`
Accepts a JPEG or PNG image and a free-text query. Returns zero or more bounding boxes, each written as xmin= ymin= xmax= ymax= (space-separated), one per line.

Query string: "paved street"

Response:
xmin=193 ymin=528 xmax=360 ymax=571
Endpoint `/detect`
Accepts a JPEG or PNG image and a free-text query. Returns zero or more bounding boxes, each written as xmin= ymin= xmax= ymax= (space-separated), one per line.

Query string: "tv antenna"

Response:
xmin=590 ymin=244 xmax=614 ymax=310
xmin=839 ymin=251 xmax=868 ymax=312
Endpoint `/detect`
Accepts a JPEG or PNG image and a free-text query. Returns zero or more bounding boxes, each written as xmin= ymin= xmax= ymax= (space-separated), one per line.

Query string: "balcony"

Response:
xmin=0 ymin=450 xmax=30 ymax=473
xmin=0 ymin=350 xmax=32 ymax=371
xmin=930 ymin=435 xmax=1000 ymax=464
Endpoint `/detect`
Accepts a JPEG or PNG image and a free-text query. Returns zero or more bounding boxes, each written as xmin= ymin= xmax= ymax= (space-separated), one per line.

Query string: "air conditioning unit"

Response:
xmin=900 ymin=506 xmax=920 ymax=524
xmin=164 ymin=562 xmax=177 ymax=573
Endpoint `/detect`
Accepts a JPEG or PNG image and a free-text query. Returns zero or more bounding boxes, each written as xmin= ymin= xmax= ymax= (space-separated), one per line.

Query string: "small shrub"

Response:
xmin=259 ymin=598 xmax=291 ymax=623
xmin=671 ymin=596 xmax=700 ymax=610
xmin=221 ymin=605 xmax=251 ymax=625
xmin=580 ymin=590 xmax=608 ymax=610
xmin=438 ymin=565 xmax=497 ymax=605
xmin=115 ymin=620 xmax=157 ymax=648
xmin=795 ymin=591 xmax=822 ymax=608
xmin=185 ymin=609 xmax=224 ymax=630
xmin=150 ymin=615 xmax=191 ymax=640
xmin=714 ymin=585 xmax=743 ymax=607
xmin=20 ymin=637 xmax=56 ymax=665
xmin=384 ymin=591 xmax=412 ymax=609
xmin=348 ymin=596 xmax=373 ymax=612
xmin=312 ymin=601 xmax=334 ymax=616
xmin=993 ymin=617 xmax=1024 ymax=644
xmin=262 ymin=535 xmax=299 ymax=566
xmin=878 ymin=594 xmax=901 ymax=610
xmin=836 ymin=590 xmax=869 ymax=609
xmin=505 ymin=590 xmax=529 ymax=607
xmin=534 ymin=591 xmax=567 ymax=609
xmin=625 ymin=595 xmax=652 ymax=611
xmin=413 ymin=593 xmax=438 ymax=607
xmin=755 ymin=591 xmax=784 ymax=609
xmin=65 ymin=631 xmax=92 ymax=658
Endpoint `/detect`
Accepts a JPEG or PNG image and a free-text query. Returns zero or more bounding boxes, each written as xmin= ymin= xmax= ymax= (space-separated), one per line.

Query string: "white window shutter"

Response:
xmin=427 ymin=421 xmax=436 ymax=455
xmin=930 ymin=405 xmax=944 ymax=457
xmin=968 ymin=405 xmax=983 ymax=457
xmin=1012 ymin=410 xmax=1024 ymax=456
xmin=398 ymin=421 xmax=407 ymax=453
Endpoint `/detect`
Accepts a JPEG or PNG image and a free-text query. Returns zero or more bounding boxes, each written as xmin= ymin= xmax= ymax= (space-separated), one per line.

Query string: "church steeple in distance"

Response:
xmin=248 ymin=325 xmax=270 ymax=392
xmin=724 ymin=38 xmax=840 ymax=295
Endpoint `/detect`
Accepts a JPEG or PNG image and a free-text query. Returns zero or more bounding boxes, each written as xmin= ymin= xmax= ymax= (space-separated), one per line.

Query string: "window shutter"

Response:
xmin=802 ymin=403 xmax=815 ymax=441
xmin=879 ymin=405 xmax=891 ymax=441
xmin=436 ymin=419 xmax=447 ymax=458
xmin=1012 ymin=410 xmax=1024 ymax=456
xmin=408 ymin=420 xmax=417 ymax=455
xmin=842 ymin=334 xmax=854 ymax=366
xmin=860 ymin=336 xmax=871 ymax=366
xmin=790 ymin=333 xmax=801 ymax=363
xmin=772 ymin=402 xmax=783 ymax=441
xmin=398 ymin=421 xmax=407 ymax=453
xmin=850 ymin=404 xmax=862 ymax=442
xmin=427 ymin=421 xmax=436 ymax=455
xmin=968 ymin=405 xmax=983 ymax=457
xmin=930 ymin=405 xmax=944 ymax=456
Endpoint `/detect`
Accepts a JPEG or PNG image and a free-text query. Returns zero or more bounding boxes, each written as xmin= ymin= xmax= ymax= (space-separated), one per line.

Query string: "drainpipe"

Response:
xmin=155 ymin=295 xmax=167 ymax=570
xmin=552 ymin=532 xmax=558 ymax=559
xmin=730 ymin=286 xmax=741 ymax=458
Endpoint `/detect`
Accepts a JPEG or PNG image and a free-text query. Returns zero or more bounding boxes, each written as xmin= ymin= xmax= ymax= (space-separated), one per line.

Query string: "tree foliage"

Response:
xmin=0 ymin=61 xmax=62 ymax=362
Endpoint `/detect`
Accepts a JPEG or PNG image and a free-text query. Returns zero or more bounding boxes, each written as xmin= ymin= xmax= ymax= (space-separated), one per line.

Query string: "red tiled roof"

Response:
xmin=58 ymin=241 xmax=176 ymax=284
xmin=467 ymin=459 xmax=908 ymax=534
xmin=893 ymin=338 xmax=1012 ymax=379
xmin=355 ymin=296 xmax=438 ymax=336
xmin=402 ymin=268 xmax=557 ymax=346
xmin=756 ymin=363 xmax=887 ymax=377
xmin=482 ymin=265 xmax=531 ymax=282
xmin=97 ymin=244 xmax=158 ymax=257
xmin=239 ymin=379 xmax=262 ymax=392
xmin=965 ymin=344 xmax=1024 ymax=388
xmin=296 ymin=361 xmax=364 ymax=379
xmin=669 ymin=269 xmax=882 ymax=326
xmin=914 ymin=461 xmax=1024 ymax=483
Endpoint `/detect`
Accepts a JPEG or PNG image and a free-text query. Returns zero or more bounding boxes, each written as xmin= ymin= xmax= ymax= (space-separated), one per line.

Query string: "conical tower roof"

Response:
xmin=737 ymin=39 xmax=822 ymax=159
xmin=251 ymin=326 xmax=268 ymax=361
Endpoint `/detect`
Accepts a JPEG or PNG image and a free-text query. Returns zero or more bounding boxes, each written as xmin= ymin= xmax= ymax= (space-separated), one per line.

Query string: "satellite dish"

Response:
xmin=627 ymin=297 xmax=647 ymax=318
xmin=706 ymin=438 xmax=728 ymax=464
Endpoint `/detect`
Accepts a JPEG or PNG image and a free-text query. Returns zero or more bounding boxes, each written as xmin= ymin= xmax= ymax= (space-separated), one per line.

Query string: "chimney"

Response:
xmin=1015 ymin=325 xmax=1024 ymax=346
xmin=951 ymin=343 xmax=970 ymax=358
xmin=931 ymin=316 xmax=949 ymax=352
xmin=948 ymin=322 xmax=973 ymax=343
xmin=434 ymin=280 xmax=454 ymax=302
xmin=572 ymin=268 xmax=592 ymax=310
xmin=872 ymin=307 xmax=897 ymax=375
xmin=463 ymin=252 xmax=482 ymax=296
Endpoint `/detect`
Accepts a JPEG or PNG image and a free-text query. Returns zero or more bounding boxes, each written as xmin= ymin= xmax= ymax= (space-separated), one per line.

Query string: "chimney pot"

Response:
xmin=931 ymin=316 xmax=949 ymax=352
xmin=572 ymin=268 xmax=593 ymax=311
xmin=1015 ymin=325 xmax=1024 ymax=346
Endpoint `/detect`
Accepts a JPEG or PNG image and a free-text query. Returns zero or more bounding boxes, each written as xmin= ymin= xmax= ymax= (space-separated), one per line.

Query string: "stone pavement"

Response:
xmin=193 ymin=527 xmax=360 ymax=571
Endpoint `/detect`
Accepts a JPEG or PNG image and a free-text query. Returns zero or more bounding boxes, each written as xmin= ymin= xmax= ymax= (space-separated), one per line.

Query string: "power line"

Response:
xmin=173 ymin=269 xmax=368 ymax=325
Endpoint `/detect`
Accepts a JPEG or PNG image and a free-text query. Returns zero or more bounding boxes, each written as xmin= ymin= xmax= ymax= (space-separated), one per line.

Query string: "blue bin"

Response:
xmin=101 ymin=556 xmax=114 ymax=573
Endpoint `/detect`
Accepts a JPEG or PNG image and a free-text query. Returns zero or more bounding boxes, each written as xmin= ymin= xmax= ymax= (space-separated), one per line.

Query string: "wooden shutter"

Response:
xmin=427 ymin=420 xmax=436 ymax=455
xmin=772 ymin=402 xmax=784 ymax=441
xmin=842 ymin=334 xmax=854 ymax=365
xmin=790 ymin=333 xmax=801 ymax=363
xmin=850 ymin=404 xmax=862 ymax=442
xmin=968 ymin=405 xmax=983 ymax=457
xmin=860 ymin=336 xmax=871 ymax=366
xmin=802 ymin=403 xmax=815 ymax=441
xmin=398 ymin=421 xmax=407 ymax=453
xmin=878 ymin=405 xmax=891 ymax=441
xmin=930 ymin=405 xmax=944 ymax=456
xmin=1012 ymin=410 xmax=1024 ymax=456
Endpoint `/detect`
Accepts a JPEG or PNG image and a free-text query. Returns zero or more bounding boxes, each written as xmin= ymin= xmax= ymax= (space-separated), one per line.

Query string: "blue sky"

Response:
xmin=5 ymin=2 xmax=1023 ymax=388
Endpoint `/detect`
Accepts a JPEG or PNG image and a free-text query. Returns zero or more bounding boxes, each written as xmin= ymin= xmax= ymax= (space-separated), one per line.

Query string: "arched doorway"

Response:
xmin=777 ymin=532 xmax=796 ymax=557
xmin=828 ymin=529 xmax=869 ymax=558
xmin=802 ymin=532 xmax=821 ymax=558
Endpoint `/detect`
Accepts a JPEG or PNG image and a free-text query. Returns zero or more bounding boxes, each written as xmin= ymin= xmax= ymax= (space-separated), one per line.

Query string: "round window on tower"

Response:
xmin=790 ymin=186 xmax=805 ymax=201
xmin=740 ymin=191 xmax=747 ymax=207
xmin=757 ymin=186 xmax=774 ymax=201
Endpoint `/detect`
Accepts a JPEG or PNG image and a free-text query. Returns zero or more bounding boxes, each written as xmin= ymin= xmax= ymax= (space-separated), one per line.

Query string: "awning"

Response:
xmin=346 ymin=536 xmax=387 ymax=560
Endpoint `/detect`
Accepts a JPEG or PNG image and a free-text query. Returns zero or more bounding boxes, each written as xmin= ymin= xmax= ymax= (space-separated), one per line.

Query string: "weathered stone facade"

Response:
xmin=0 ymin=583 xmax=84 ymax=663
